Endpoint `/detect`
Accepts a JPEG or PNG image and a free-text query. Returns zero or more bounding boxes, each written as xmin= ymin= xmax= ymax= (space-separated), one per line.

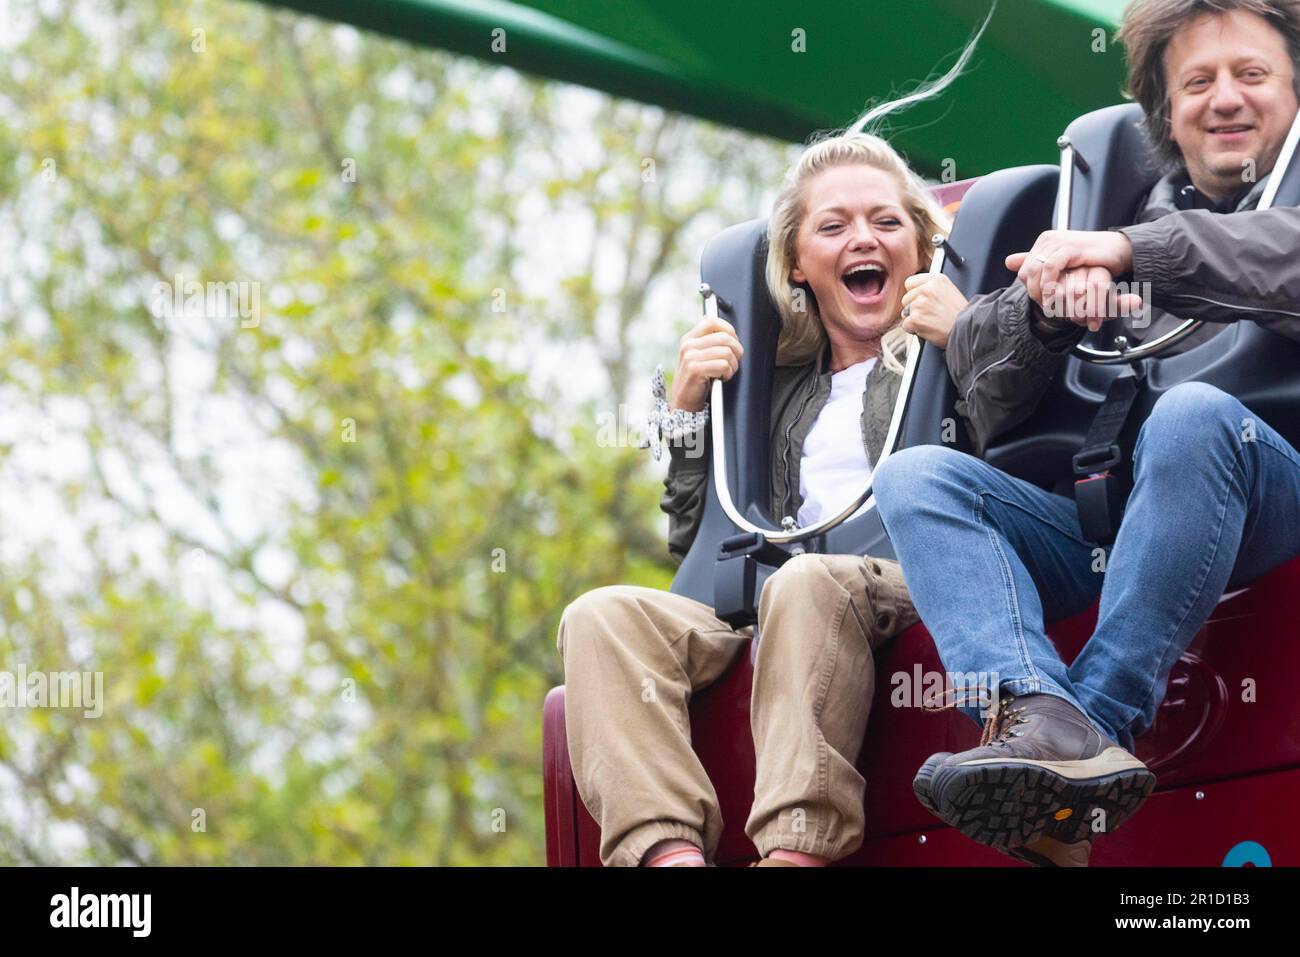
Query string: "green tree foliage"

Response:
xmin=0 ymin=0 xmax=790 ymax=863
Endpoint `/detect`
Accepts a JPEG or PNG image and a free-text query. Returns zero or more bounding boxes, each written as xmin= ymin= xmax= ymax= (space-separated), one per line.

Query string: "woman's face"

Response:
xmin=791 ymin=164 xmax=923 ymax=350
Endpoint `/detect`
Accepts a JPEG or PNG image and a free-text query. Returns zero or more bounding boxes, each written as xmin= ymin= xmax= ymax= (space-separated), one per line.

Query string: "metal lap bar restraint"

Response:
xmin=704 ymin=237 xmax=949 ymax=548
xmin=1062 ymin=105 xmax=1300 ymax=365
xmin=704 ymin=241 xmax=952 ymax=627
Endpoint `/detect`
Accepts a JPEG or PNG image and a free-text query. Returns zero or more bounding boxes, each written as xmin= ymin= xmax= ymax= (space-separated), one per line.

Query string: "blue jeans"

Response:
xmin=874 ymin=382 xmax=1300 ymax=752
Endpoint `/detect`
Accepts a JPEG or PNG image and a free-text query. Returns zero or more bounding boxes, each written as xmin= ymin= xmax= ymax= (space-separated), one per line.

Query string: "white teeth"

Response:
xmin=844 ymin=263 xmax=884 ymax=277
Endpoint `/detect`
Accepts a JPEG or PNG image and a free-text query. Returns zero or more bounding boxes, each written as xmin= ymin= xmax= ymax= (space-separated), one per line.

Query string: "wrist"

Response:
xmin=1029 ymin=305 xmax=1078 ymax=343
xmin=1035 ymin=310 xmax=1075 ymax=332
xmin=1106 ymin=229 xmax=1134 ymax=274
xmin=650 ymin=365 xmax=709 ymax=461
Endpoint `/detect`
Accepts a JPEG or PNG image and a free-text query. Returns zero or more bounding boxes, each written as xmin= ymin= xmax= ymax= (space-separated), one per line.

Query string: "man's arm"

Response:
xmin=951 ymin=204 xmax=1300 ymax=454
xmin=1118 ymin=206 xmax=1300 ymax=343
xmin=945 ymin=283 xmax=1083 ymax=456
xmin=1006 ymin=210 xmax=1300 ymax=342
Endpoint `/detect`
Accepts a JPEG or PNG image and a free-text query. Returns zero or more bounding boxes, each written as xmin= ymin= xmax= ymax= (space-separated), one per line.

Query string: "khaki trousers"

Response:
xmin=556 ymin=553 xmax=918 ymax=867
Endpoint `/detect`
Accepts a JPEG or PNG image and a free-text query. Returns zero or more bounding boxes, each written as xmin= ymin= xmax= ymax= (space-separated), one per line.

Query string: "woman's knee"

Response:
xmin=557 ymin=585 xmax=650 ymax=661
xmin=762 ymin=552 xmax=832 ymax=595
xmin=758 ymin=554 xmax=839 ymax=622
xmin=759 ymin=553 xmax=895 ymax=628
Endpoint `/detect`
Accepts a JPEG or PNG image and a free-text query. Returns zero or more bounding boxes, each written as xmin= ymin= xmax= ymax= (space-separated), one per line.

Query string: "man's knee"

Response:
xmin=1148 ymin=381 xmax=1237 ymax=424
xmin=1139 ymin=382 xmax=1244 ymax=463
xmin=874 ymin=443 xmax=974 ymax=519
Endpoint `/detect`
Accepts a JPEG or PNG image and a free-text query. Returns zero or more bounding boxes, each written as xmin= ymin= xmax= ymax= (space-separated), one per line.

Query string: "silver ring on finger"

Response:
xmin=901 ymin=305 xmax=911 ymax=318
xmin=1035 ymin=254 xmax=1049 ymax=264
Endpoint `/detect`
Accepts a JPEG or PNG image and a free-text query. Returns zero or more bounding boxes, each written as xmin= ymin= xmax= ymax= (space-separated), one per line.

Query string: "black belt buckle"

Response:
xmin=713 ymin=532 xmax=792 ymax=629
xmin=1072 ymin=445 xmax=1126 ymax=545
xmin=1072 ymin=444 xmax=1121 ymax=477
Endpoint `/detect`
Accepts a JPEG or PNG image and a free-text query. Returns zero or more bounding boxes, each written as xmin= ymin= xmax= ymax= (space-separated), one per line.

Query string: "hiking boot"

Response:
xmin=1004 ymin=835 xmax=1092 ymax=867
xmin=927 ymin=693 xmax=1155 ymax=849
xmin=913 ymin=751 xmax=952 ymax=816
xmin=914 ymin=751 xmax=1092 ymax=866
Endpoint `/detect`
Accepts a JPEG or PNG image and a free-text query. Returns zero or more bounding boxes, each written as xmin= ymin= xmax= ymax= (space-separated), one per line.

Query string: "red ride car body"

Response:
xmin=545 ymin=556 xmax=1300 ymax=866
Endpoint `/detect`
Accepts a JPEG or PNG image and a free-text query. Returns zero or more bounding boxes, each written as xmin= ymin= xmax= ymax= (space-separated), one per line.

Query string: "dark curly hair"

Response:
xmin=1118 ymin=0 xmax=1300 ymax=169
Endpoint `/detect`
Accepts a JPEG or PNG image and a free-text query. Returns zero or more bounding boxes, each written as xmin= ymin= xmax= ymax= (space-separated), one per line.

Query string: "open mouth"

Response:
xmin=1208 ymin=123 xmax=1253 ymax=137
xmin=841 ymin=262 xmax=888 ymax=303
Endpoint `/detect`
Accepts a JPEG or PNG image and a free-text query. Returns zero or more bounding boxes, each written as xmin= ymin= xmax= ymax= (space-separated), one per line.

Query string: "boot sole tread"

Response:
xmin=931 ymin=761 xmax=1155 ymax=849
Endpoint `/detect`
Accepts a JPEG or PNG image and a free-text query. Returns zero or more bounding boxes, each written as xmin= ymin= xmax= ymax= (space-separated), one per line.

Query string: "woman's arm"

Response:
xmin=654 ymin=312 xmax=742 ymax=564
xmin=660 ymin=434 xmax=709 ymax=565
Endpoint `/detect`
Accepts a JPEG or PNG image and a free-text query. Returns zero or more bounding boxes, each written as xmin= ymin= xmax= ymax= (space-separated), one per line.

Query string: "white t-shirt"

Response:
xmin=796 ymin=357 xmax=877 ymax=527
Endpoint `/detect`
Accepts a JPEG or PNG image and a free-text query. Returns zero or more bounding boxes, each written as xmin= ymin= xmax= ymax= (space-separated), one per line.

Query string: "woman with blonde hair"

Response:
xmin=555 ymin=40 xmax=980 ymax=868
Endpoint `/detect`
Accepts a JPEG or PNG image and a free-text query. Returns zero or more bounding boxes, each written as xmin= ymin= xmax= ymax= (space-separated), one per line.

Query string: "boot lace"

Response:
xmin=978 ymin=698 xmax=1030 ymax=747
xmin=922 ymin=690 xmax=1030 ymax=747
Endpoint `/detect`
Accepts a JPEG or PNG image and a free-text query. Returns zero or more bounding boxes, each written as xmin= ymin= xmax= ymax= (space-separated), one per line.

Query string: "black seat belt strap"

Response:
xmin=1072 ymin=370 xmax=1142 ymax=545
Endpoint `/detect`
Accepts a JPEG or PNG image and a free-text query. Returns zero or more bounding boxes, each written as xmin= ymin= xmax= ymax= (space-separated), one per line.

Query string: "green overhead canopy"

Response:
xmin=264 ymin=0 xmax=1132 ymax=177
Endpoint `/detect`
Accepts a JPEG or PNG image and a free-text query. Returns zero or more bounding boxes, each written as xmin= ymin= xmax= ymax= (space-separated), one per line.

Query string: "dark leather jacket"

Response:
xmin=944 ymin=171 xmax=1300 ymax=454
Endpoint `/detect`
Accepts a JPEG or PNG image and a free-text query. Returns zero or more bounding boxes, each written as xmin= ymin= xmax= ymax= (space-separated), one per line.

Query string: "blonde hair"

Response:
xmin=763 ymin=132 xmax=953 ymax=373
xmin=762 ymin=3 xmax=992 ymax=372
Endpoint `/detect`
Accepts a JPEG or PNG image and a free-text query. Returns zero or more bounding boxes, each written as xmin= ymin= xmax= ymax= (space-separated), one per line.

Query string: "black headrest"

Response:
xmin=696 ymin=218 xmax=779 ymax=525
xmin=1062 ymin=101 xmax=1300 ymax=228
xmin=1060 ymin=103 xmax=1160 ymax=230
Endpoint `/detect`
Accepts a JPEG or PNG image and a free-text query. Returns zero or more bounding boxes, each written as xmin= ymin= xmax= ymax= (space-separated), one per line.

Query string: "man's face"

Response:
xmin=1165 ymin=9 xmax=1299 ymax=199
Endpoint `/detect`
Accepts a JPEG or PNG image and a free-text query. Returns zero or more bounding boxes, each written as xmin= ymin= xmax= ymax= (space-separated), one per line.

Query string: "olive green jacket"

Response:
xmin=660 ymin=347 xmax=900 ymax=565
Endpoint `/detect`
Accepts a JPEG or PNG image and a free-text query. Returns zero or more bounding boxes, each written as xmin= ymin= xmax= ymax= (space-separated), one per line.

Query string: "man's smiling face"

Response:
xmin=1165 ymin=9 xmax=1299 ymax=199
